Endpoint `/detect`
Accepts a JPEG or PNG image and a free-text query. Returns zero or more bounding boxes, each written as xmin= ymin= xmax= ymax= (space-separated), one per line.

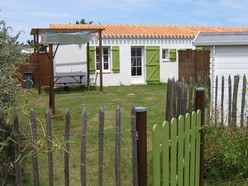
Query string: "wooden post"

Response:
xmin=195 ymin=87 xmax=205 ymax=186
xmin=240 ymin=75 xmax=247 ymax=127
xmin=49 ymin=44 xmax=55 ymax=114
xmin=131 ymin=107 xmax=138 ymax=186
xmin=87 ymin=43 xmax=90 ymax=88
xmin=98 ymin=30 xmax=103 ymax=92
xmin=30 ymin=110 xmax=39 ymax=186
xmin=81 ymin=108 xmax=88 ymax=186
xmin=64 ymin=110 xmax=70 ymax=186
xmin=115 ymin=106 xmax=121 ymax=186
xmin=98 ymin=107 xmax=104 ymax=186
xmin=135 ymin=106 xmax=147 ymax=186
xmin=46 ymin=110 xmax=53 ymax=186
xmin=13 ymin=108 xmax=23 ymax=186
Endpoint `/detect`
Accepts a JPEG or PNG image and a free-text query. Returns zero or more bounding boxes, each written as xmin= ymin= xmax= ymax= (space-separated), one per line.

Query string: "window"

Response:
xmin=131 ymin=47 xmax=142 ymax=76
xmin=162 ymin=49 xmax=169 ymax=61
xmin=96 ymin=47 xmax=110 ymax=71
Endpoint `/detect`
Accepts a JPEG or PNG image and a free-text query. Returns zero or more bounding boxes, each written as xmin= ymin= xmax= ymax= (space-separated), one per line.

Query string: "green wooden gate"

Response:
xmin=146 ymin=46 xmax=160 ymax=84
xmin=152 ymin=110 xmax=201 ymax=186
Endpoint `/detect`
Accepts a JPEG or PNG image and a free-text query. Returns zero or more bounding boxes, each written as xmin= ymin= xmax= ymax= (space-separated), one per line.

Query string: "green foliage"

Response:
xmin=0 ymin=20 xmax=26 ymax=107
xmin=204 ymin=126 xmax=248 ymax=184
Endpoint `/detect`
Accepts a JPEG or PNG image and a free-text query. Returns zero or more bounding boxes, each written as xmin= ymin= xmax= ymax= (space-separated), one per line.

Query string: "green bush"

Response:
xmin=204 ymin=126 xmax=248 ymax=183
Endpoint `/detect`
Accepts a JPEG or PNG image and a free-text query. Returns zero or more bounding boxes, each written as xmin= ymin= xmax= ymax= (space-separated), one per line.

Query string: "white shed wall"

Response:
xmin=210 ymin=45 xmax=248 ymax=124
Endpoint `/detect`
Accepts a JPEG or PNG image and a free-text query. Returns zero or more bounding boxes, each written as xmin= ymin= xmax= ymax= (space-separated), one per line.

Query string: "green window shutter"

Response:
xmin=89 ymin=46 xmax=95 ymax=73
xmin=170 ymin=49 xmax=177 ymax=62
xmin=112 ymin=46 xmax=120 ymax=73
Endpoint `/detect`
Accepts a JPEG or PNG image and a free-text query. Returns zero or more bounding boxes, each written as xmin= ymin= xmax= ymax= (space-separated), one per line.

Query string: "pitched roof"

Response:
xmin=51 ymin=24 xmax=248 ymax=38
xmin=193 ymin=32 xmax=248 ymax=46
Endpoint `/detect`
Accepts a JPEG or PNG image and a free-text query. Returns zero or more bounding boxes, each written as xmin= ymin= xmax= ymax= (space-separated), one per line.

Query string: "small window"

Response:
xmin=96 ymin=47 xmax=110 ymax=71
xmin=162 ymin=49 xmax=169 ymax=61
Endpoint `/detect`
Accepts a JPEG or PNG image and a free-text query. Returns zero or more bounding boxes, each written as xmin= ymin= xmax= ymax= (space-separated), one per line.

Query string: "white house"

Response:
xmin=193 ymin=32 xmax=248 ymax=124
xmin=50 ymin=24 xmax=248 ymax=86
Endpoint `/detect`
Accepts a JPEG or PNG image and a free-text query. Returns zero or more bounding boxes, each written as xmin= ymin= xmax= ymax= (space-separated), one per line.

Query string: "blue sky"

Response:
xmin=1 ymin=0 xmax=248 ymax=43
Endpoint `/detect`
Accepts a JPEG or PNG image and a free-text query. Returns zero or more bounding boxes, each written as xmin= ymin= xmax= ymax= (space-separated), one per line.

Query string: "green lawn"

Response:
xmin=16 ymin=84 xmax=167 ymax=185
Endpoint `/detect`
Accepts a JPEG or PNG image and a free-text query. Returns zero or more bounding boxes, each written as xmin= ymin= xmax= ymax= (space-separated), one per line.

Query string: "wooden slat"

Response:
xmin=240 ymin=75 xmax=246 ymax=127
xmin=131 ymin=107 xmax=138 ymax=186
xmin=195 ymin=110 xmax=201 ymax=186
xmin=30 ymin=109 xmax=39 ymax=186
xmin=178 ymin=115 xmax=184 ymax=186
xmin=64 ymin=109 xmax=70 ymax=186
xmin=188 ymin=78 xmax=193 ymax=113
xmin=221 ymin=76 xmax=224 ymax=125
xmin=228 ymin=75 xmax=232 ymax=126
xmin=152 ymin=124 xmax=161 ymax=186
xmin=81 ymin=108 xmax=88 ymax=186
xmin=184 ymin=113 xmax=191 ymax=186
xmin=98 ymin=107 xmax=104 ymax=186
xmin=231 ymin=75 xmax=239 ymax=128
xmin=13 ymin=108 xmax=23 ymax=186
xmin=189 ymin=112 xmax=196 ymax=186
xmin=170 ymin=118 xmax=177 ymax=186
xmin=162 ymin=121 xmax=169 ymax=186
xmin=115 ymin=106 xmax=121 ymax=186
xmin=46 ymin=110 xmax=53 ymax=186
xmin=215 ymin=75 xmax=218 ymax=124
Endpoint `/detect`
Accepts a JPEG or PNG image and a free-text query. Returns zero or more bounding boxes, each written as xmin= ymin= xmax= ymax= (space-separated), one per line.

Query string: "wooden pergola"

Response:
xmin=30 ymin=28 xmax=104 ymax=114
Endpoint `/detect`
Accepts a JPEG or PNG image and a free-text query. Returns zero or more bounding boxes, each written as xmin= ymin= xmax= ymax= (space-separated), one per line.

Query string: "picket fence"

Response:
xmin=0 ymin=106 xmax=147 ymax=186
xmin=212 ymin=75 xmax=247 ymax=127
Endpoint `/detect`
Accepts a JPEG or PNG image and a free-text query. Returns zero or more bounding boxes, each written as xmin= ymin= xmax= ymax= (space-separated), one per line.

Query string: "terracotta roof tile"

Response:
xmin=50 ymin=24 xmax=248 ymax=38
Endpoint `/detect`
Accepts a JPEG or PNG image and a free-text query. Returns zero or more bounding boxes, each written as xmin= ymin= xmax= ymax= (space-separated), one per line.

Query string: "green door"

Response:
xmin=146 ymin=46 xmax=160 ymax=83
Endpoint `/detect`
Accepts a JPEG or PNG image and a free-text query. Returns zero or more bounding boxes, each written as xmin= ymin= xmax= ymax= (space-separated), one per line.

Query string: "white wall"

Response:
xmin=54 ymin=37 xmax=195 ymax=86
xmin=210 ymin=45 xmax=248 ymax=125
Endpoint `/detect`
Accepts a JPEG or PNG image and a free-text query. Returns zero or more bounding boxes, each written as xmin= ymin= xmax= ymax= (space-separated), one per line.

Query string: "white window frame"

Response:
xmin=162 ymin=48 xmax=169 ymax=62
xmin=96 ymin=46 xmax=110 ymax=72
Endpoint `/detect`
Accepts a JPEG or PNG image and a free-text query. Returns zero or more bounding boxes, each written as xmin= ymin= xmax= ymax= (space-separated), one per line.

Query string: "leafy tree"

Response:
xmin=0 ymin=20 xmax=25 ymax=107
xmin=75 ymin=19 xmax=93 ymax=24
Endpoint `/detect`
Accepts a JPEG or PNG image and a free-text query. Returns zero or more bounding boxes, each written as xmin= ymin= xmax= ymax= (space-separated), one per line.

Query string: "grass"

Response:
xmin=15 ymin=84 xmax=167 ymax=185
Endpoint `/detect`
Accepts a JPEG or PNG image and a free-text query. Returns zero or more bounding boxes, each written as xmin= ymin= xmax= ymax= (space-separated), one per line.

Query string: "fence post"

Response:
xmin=135 ymin=106 xmax=147 ymax=186
xmin=195 ymin=87 xmax=205 ymax=186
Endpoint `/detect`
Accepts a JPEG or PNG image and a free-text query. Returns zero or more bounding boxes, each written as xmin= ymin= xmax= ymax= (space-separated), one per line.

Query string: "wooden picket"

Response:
xmin=152 ymin=110 xmax=201 ymax=186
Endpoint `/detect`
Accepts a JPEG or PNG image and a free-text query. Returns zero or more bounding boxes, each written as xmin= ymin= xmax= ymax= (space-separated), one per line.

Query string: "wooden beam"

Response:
xmin=49 ymin=44 xmax=55 ymax=114
xmin=99 ymin=30 xmax=103 ymax=92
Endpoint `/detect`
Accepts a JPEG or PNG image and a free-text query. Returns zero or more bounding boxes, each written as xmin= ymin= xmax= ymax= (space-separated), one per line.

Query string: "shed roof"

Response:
xmin=50 ymin=24 xmax=248 ymax=38
xmin=193 ymin=32 xmax=248 ymax=46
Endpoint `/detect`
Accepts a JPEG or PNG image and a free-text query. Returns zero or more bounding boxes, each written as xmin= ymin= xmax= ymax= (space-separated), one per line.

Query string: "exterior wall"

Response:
xmin=207 ymin=45 xmax=248 ymax=124
xmin=53 ymin=37 xmax=195 ymax=86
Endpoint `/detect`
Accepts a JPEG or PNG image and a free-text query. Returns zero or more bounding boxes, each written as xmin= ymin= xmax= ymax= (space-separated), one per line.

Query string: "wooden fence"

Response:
xmin=152 ymin=110 xmax=202 ymax=186
xmin=212 ymin=75 xmax=247 ymax=127
xmin=166 ymin=78 xmax=197 ymax=122
xmin=178 ymin=49 xmax=210 ymax=84
xmin=0 ymin=106 xmax=148 ymax=186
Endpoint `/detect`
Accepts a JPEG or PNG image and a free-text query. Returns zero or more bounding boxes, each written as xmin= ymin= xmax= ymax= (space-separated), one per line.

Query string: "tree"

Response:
xmin=0 ymin=20 xmax=25 ymax=107
xmin=75 ymin=19 xmax=93 ymax=24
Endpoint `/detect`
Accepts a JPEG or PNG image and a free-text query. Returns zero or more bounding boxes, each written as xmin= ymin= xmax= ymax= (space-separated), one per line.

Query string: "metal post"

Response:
xmin=135 ymin=106 xmax=147 ymax=186
xmin=195 ymin=87 xmax=205 ymax=186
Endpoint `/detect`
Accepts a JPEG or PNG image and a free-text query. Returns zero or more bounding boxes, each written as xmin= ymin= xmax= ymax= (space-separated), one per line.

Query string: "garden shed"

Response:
xmin=193 ymin=32 xmax=248 ymax=123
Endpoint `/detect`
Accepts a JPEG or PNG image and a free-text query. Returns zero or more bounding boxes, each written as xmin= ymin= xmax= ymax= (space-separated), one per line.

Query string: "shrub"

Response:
xmin=204 ymin=126 xmax=248 ymax=183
